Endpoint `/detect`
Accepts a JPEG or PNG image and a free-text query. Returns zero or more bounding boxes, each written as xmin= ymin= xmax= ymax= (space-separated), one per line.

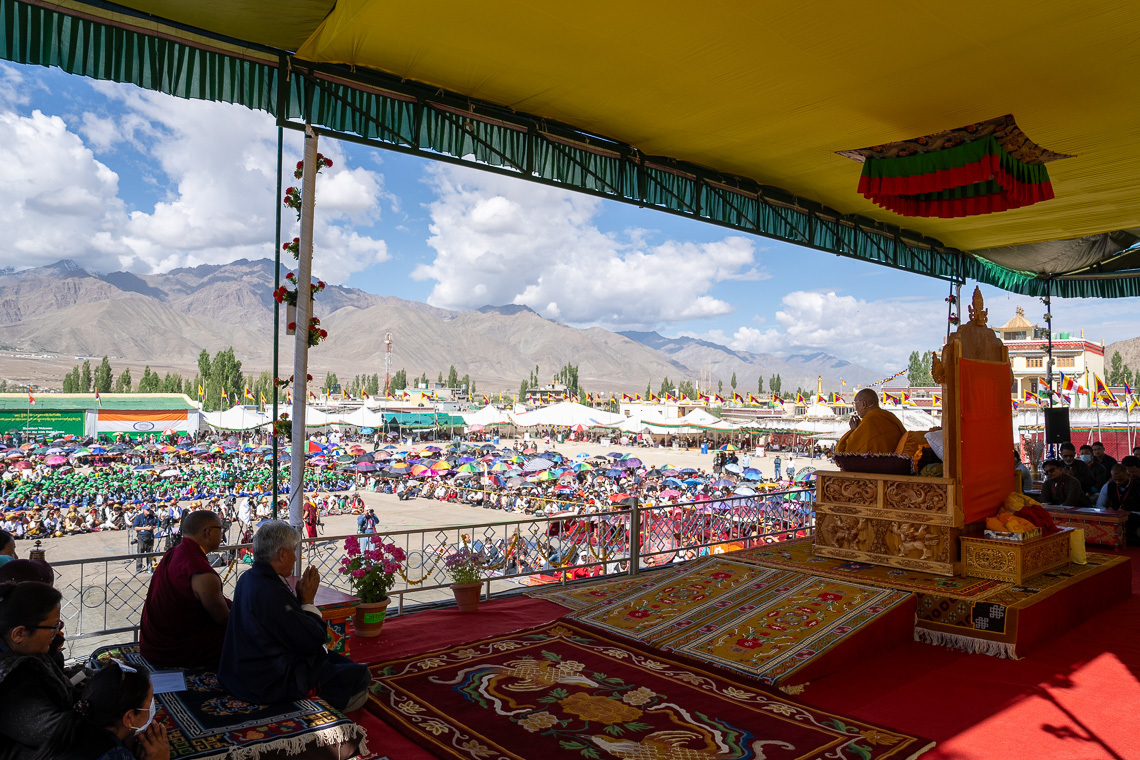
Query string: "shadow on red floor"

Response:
xmin=799 ymin=547 xmax=1140 ymax=760
xmin=348 ymin=550 xmax=1139 ymax=760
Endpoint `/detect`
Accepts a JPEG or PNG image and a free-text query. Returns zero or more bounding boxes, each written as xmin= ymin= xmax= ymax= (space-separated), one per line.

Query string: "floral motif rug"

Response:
xmin=726 ymin=538 xmax=1006 ymax=598
xmin=726 ymin=538 xmax=1130 ymax=658
xmin=569 ymin=560 xmax=912 ymax=686
xmin=367 ymin=621 xmax=934 ymax=760
xmin=91 ymin=645 xmax=366 ymax=760
xmin=525 ymin=560 xmax=700 ymax=611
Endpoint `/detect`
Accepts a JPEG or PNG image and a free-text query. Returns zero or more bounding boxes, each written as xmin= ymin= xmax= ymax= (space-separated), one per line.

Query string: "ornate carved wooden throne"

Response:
xmin=813 ymin=288 xmax=1013 ymax=576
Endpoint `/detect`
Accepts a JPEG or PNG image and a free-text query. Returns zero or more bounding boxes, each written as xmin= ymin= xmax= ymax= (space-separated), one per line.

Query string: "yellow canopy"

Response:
xmin=17 ymin=0 xmax=1140 ymax=291
xmin=291 ymin=0 xmax=1140 ymax=253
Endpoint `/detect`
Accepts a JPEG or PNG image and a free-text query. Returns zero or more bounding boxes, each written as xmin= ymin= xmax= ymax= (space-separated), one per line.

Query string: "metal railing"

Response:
xmin=49 ymin=488 xmax=814 ymax=657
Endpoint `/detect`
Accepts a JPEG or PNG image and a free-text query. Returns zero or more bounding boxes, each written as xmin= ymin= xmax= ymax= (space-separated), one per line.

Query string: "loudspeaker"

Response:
xmin=1044 ymin=407 xmax=1071 ymax=444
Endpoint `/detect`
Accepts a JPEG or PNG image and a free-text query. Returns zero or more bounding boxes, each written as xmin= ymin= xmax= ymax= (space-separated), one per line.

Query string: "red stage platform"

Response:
xmin=347 ymin=549 xmax=1135 ymax=760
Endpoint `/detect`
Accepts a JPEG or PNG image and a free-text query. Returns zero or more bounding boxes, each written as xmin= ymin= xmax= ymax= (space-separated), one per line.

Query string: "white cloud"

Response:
xmin=0 ymin=108 xmax=130 ymax=271
xmin=78 ymin=112 xmax=119 ymax=152
xmin=414 ymin=165 xmax=759 ymax=327
xmin=0 ymin=63 xmax=34 ymax=107
xmin=0 ymin=75 xmax=391 ymax=284
xmin=684 ymin=286 xmax=1140 ymax=369
xmin=685 ymin=290 xmax=948 ymax=368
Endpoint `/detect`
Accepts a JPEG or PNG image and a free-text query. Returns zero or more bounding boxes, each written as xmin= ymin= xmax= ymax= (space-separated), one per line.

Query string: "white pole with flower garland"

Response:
xmin=288 ymin=127 xmax=319 ymax=531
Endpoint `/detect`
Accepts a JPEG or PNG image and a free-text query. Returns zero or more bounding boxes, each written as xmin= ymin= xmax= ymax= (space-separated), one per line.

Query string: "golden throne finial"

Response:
xmin=967 ymin=287 xmax=988 ymax=327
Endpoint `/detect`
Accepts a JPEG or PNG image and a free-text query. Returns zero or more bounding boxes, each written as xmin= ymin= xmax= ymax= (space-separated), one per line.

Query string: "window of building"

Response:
xmin=1056 ymin=356 xmax=1075 ymax=368
xmin=1026 ymin=356 xmax=1043 ymax=369
xmin=1004 ymin=331 xmax=1027 ymax=340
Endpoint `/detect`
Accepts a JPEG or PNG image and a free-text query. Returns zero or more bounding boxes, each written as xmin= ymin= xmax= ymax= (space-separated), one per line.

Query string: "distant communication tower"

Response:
xmin=383 ymin=332 xmax=393 ymax=395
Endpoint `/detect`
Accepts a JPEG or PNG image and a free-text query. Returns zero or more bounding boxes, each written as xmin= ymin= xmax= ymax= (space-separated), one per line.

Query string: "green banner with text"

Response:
xmin=0 ymin=411 xmax=85 ymax=438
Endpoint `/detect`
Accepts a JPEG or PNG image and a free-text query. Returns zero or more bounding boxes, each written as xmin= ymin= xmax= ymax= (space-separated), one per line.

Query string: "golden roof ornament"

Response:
xmin=967 ymin=287 xmax=988 ymax=327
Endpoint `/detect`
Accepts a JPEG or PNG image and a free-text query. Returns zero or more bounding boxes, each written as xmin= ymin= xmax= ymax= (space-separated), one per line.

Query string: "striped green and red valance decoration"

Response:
xmin=857 ymin=135 xmax=1054 ymax=218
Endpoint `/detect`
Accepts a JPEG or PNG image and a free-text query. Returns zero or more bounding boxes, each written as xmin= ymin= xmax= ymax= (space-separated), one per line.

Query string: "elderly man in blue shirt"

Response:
xmin=218 ymin=521 xmax=370 ymax=712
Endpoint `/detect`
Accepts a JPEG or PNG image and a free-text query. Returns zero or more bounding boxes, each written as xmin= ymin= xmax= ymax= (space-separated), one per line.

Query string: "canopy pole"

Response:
xmin=271 ymin=126 xmax=283 ymax=519
xmin=1044 ymin=283 xmax=1054 ymax=410
xmin=288 ymin=126 xmax=319 ymax=530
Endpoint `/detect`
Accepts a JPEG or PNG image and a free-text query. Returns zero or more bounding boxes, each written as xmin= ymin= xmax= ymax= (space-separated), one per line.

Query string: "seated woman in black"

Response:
xmin=0 ymin=581 xmax=72 ymax=760
xmin=34 ymin=660 xmax=168 ymax=760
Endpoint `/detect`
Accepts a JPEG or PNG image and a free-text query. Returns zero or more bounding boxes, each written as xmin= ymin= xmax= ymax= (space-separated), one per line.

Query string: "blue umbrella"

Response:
xmin=680 ymin=468 xmax=698 ymax=475
xmin=361 ymin=427 xmax=375 ymax=434
xmin=683 ymin=478 xmax=703 ymax=486
xmin=605 ymin=468 xmax=625 ymax=478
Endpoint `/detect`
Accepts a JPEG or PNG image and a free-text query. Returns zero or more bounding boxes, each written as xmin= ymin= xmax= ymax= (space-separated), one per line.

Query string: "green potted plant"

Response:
xmin=445 ymin=546 xmax=485 ymax=612
xmin=339 ymin=535 xmax=405 ymax=636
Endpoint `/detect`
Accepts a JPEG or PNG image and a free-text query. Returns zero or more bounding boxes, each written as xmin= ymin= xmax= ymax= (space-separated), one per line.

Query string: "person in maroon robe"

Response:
xmin=303 ymin=497 xmax=320 ymax=539
xmin=140 ymin=510 xmax=230 ymax=668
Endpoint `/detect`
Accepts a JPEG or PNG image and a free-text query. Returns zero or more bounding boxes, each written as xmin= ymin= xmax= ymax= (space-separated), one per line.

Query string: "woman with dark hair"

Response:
xmin=34 ymin=661 xmax=169 ymax=760
xmin=0 ymin=581 xmax=73 ymax=759
xmin=0 ymin=530 xmax=15 ymax=566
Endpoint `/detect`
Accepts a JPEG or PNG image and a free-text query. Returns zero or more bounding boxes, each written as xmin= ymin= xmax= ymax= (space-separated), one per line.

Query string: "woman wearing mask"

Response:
xmin=34 ymin=660 xmax=169 ymax=760
xmin=0 ymin=581 xmax=73 ymax=759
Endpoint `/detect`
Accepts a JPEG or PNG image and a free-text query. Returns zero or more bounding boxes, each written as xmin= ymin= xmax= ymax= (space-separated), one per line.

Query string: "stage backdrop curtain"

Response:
xmin=959 ymin=358 xmax=1014 ymax=523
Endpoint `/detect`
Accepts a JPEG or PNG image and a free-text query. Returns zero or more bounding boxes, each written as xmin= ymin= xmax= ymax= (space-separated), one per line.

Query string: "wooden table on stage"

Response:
xmin=1044 ymin=506 xmax=1128 ymax=551
xmin=288 ymin=578 xmax=360 ymax=655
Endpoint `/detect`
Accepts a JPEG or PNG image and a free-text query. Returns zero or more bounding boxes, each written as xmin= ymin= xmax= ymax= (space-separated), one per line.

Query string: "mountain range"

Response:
xmin=0 ymin=258 xmax=885 ymax=392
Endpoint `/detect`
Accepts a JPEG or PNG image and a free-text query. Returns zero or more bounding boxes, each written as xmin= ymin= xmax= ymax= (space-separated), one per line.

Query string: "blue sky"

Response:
xmin=2 ymin=61 xmax=1137 ymax=371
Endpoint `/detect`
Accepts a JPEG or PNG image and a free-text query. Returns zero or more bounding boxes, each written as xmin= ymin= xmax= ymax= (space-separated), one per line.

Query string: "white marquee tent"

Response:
xmin=509 ymin=401 xmax=624 ymax=428
xmin=202 ymin=405 xmax=272 ymax=431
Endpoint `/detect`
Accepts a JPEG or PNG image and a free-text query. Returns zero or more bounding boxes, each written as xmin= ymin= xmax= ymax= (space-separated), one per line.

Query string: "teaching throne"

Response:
xmin=812 ymin=288 xmax=1013 ymax=576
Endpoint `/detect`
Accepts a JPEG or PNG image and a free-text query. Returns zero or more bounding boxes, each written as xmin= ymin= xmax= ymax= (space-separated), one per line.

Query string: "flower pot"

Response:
xmin=353 ymin=598 xmax=391 ymax=638
xmin=451 ymin=582 xmax=482 ymax=612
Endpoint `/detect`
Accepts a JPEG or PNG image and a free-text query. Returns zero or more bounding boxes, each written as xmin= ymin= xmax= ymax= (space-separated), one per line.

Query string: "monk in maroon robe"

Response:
xmin=140 ymin=510 xmax=230 ymax=668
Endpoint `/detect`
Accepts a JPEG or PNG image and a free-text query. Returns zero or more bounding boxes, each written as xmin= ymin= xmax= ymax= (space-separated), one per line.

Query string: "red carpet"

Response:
xmin=348 ymin=594 xmax=567 ymax=663
xmin=800 ymin=547 xmax=1140 ymax=760
xmin=347 ymin=594 xmax=567 ymax=760
xmin=350 ymin=550 xmax=1138 ymax=759
xmin=368 ymin=620 xmax=934 ymax=760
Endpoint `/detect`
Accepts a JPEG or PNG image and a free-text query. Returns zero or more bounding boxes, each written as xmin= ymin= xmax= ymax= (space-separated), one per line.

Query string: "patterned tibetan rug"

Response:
xmin=367 ymin=620 xmax=934 ymax=760
xmin=525 ymin=560 xmax=698 ymax=612
xmin=726 ymin=538 xmax=1005 ymax=598
xmin=725 ymin=538 xmax=1131 ymax=659
xmin=568 ymin=559 xmax=913 ymax=687
xmin=91 ymin=645 xmax=367 ymax=760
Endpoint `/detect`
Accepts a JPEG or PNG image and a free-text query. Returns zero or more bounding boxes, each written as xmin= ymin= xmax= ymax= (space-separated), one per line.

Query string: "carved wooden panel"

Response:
xmin=819 ymin=475 xmax=878 ymax=506
xmin=883 ymin=481 xmax=948 ymax=512
xmin=816 ymin=505 xmax=956 ymax=526
xmin=960 ymin=528 xmax=1072 ymax=583
xmin=814 ymin=513 xmax=958 ymax=575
